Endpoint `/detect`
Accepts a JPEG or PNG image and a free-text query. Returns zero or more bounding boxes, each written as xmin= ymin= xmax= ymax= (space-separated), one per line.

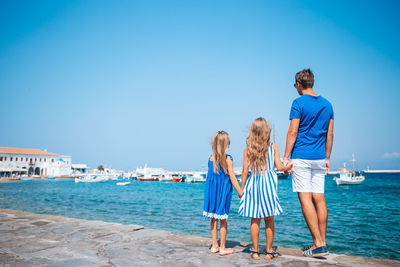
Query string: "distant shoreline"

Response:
xmin=0 ymin=176 xmax=76 ymax=182
xmin=363 ymin=170 xmax=400 ymax=174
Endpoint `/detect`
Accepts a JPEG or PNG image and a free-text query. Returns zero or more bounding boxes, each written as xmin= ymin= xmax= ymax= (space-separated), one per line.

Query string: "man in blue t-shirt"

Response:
xmin=284 ymin=69 xmax=334 ymax=257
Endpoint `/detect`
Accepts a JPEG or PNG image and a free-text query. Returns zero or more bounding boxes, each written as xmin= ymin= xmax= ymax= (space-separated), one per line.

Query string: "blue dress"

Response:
xmin=238 ymin=145 xmax=283 ymax=218
xmin=203 ymin=155 xmax=233 ymax=220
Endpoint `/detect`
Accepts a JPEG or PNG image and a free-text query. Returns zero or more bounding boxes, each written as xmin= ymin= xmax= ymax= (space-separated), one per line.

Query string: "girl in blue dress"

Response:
xmin=238 ymin=118 xmax=292 ymax=260
xmin=203 ymin=131 xmax=243 ymax=255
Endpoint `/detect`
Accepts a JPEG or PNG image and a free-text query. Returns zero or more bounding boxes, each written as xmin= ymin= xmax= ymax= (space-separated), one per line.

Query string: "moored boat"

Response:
xmin=185 ymin=172 xmax=206 ymax=183
xmin=172 ymin=174 xmax=182 ymax=182
xmin=334 ymin=155 xmax=365 ymax=186
xmin=158 ymin=173 xmax=173 ymax=182
xmin=75 ymin=174 xmax=108 ymax=183
xmin=137 ymin=176 xmax=159 ymax=181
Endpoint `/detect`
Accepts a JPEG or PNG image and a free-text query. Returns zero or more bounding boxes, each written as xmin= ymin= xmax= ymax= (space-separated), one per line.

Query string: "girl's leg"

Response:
xmin=264 ymin=216 xmax=276 ymax=259
xmin=210 ymin=218 xmax=219 ymax=252
xmin=219 ymin=219 xmax=233 ymax=255
xmin=250 ymin=218 xmax=261 ymax=259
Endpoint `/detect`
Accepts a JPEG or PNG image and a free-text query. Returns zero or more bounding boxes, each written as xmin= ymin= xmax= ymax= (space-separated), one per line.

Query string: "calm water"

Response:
xmin=0 ymin=173 xmax=399 ymax=261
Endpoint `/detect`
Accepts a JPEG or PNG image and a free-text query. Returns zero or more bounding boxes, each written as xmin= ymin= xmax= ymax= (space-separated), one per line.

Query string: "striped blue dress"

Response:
xmin=203 ymin=155 xmax=233 ymax=220
xmin=238 ymin=145 xmax=283 ymax=218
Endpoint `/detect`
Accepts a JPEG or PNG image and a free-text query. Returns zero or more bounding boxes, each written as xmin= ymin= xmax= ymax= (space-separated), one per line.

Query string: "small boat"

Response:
xmin=172 ymin=175 xmax=182 ymax=182
xmin=48 ymin=177 xmax=55 ymax=180
xmin=276 ymin=171 xmax=289 ymax=179
xmin=137 ymin=173 xmax=159 ymax=181
xmin=158 ymin=173 xmax=173 ymax=182
xmin=185 ymin=172 xmax=206 ymax=183
xmin=75 ymin=174 xmax=108 ymax=183
xmin=334 ymin=155 xmax=365 ymax=185
xmin=116 ymin=181 xmax=131 ymax=186
xmin=21 ymin=178 xmax=32 ymax=181
xmin=137 ymin=177 xmax=159 ymax=181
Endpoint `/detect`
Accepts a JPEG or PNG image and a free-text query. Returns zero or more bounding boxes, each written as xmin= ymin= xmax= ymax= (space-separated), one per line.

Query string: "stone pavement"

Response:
xmin=0 ymin=209 xmax=398 ymax=267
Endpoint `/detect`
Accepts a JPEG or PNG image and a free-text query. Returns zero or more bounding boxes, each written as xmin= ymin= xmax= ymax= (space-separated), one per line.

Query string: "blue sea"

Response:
xmin=0 ymin=173 xmax=399 ymax=261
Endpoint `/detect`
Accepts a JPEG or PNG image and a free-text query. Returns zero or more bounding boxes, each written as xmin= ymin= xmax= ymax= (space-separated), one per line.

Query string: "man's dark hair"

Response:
xmin=295 ymin=69 xmax=314 ymax=89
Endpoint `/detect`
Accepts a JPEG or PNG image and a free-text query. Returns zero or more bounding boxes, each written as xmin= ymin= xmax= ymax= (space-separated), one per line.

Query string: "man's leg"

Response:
xmin=310 ymin=159 xmax=328 ymax=247
xmin=298 ymin=192 xmax=324 ymax=249
xmin=312 ymin=193 xmax=327 ymax=247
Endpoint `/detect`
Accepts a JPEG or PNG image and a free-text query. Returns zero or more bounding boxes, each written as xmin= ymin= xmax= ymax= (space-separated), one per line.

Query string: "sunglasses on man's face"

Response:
xmin=293 ymin=82 xmax=297 ymax=88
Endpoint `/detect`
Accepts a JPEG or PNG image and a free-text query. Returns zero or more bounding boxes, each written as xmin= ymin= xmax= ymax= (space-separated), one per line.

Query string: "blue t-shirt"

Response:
xmin=289 ymin=95 xmax=334 ymax=160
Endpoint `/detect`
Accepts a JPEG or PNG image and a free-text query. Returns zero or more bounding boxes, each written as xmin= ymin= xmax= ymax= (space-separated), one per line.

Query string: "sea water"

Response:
xmin=0 ymin=173 xmax=399 ymax=261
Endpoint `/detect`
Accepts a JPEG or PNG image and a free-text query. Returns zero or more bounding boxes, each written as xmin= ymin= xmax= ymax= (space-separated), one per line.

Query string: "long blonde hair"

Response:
xmin=246 ymin=118 xmax=271 ymax=174
xmin=212 ymin=131 xmax=230 ymax=174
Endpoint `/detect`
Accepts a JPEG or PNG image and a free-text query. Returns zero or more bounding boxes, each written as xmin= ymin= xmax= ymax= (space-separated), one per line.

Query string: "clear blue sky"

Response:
xmin=1 ymin=0 xmax=399 ymax=171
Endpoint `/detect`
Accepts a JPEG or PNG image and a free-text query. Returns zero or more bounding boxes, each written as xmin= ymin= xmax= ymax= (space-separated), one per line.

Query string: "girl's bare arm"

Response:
xmin=227 ymin=157 xmax=242 ymax=197
xmin=241 ymin=148 xmax=249 ymax=191
xmin=273 ymin=143 xmax=292 ymax=171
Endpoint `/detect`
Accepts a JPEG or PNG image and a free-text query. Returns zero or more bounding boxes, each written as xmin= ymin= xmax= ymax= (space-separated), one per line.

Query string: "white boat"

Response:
xmin=334 ymin=155 xmax=365 ymax=185
xmin=116 ymin=181 xmax=131 ymax=186
xmin=75 ymin=174 xmax=109 ymax=183
xmin=276 ymin=171 xmax=289 ymax=179
xmin=158 ymin=173 xmax=173 ymax=182
xmin=185 ymin=172 xmax=206 ymax=183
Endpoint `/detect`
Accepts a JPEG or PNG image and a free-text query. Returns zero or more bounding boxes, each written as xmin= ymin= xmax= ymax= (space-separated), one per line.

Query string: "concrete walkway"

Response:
xmin=0 ymin=209 xmax=398 ymax=267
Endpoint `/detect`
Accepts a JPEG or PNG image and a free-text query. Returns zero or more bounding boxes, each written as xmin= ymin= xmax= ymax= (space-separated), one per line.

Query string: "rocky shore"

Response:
xmin=0 ymin=209 xmax=398 ymax=267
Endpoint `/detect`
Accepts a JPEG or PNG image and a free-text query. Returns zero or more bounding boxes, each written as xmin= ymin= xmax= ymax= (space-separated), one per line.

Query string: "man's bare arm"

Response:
xmin=325 ymin=119 xmax=334 ymax=175
xmin=284 ymin=118 xmax=300 ymax=161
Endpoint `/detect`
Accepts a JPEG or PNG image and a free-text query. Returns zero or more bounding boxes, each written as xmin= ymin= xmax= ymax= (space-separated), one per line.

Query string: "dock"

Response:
xmin=0 ymin=209 xmax=398 ymax=266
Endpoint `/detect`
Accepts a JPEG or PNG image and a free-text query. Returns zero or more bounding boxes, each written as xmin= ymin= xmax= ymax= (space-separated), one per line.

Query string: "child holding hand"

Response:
xmin=203 ymin=131 xmax=243 ymax=255
xmin=239 ymin=118 xmax=292 ymax=260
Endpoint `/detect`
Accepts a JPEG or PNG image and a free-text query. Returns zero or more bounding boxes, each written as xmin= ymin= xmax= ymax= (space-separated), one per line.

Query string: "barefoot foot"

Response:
xmin=219 ymin=248 xmax=233 ymax=255
xmin=210 ymin=246 xmax=220 ymax=253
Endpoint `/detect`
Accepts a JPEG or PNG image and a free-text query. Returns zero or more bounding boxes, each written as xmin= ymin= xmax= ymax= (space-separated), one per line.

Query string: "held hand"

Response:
xmin=283 ymin=158 xmax=293 ymax=174
xmin=283 ymin=158 xmax=290 ymax=167
xmin=325 ymin=159 xmax=330 ymax=176
xmin=238 ymin=189 xmax=243 ymax=199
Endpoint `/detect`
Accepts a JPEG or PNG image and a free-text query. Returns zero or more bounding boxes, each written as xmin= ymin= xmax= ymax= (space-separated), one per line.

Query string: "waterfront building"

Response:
xmin=0 ymin=147 xmax=72 ymax=178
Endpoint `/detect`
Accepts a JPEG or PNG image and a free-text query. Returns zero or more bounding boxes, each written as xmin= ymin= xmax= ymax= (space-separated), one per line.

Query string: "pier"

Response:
xmin=0 ymin=209 xmax=398 ymax=267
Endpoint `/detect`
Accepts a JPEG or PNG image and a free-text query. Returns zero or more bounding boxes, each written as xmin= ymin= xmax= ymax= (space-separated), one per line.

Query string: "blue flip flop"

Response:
xmin=303 ymin=246 xmax=329 ymax=257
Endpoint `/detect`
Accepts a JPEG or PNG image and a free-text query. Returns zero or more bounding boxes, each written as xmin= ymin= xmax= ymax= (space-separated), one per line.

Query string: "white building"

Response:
xmin=0 ymin=147 xmax=72 ymax=178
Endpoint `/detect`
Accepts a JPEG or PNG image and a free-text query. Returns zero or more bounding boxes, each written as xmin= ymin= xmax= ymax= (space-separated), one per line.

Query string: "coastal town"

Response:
xmin=1 ymin=147 xmax=399 ymax=185
xmin=0 ymin=146 xmax=205 ymax=182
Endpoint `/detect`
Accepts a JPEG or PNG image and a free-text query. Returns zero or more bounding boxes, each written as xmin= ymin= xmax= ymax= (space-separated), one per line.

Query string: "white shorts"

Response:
xmin=292 ymin=159 xmax=326 ymax=193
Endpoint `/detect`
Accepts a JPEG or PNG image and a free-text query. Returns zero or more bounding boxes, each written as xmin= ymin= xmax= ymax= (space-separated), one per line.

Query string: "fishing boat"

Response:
xmin=48 ymin=177 xmax=55 ymax=180
xmin=136 ymin=164 xmax=163 ymax=181
xmin=20 ymin=178 xmax=32 ymax=181
xmin=137 ymin=172 xmax=159 ymax=181
xmin=334 ymin=155 xmax=365 ymax=185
